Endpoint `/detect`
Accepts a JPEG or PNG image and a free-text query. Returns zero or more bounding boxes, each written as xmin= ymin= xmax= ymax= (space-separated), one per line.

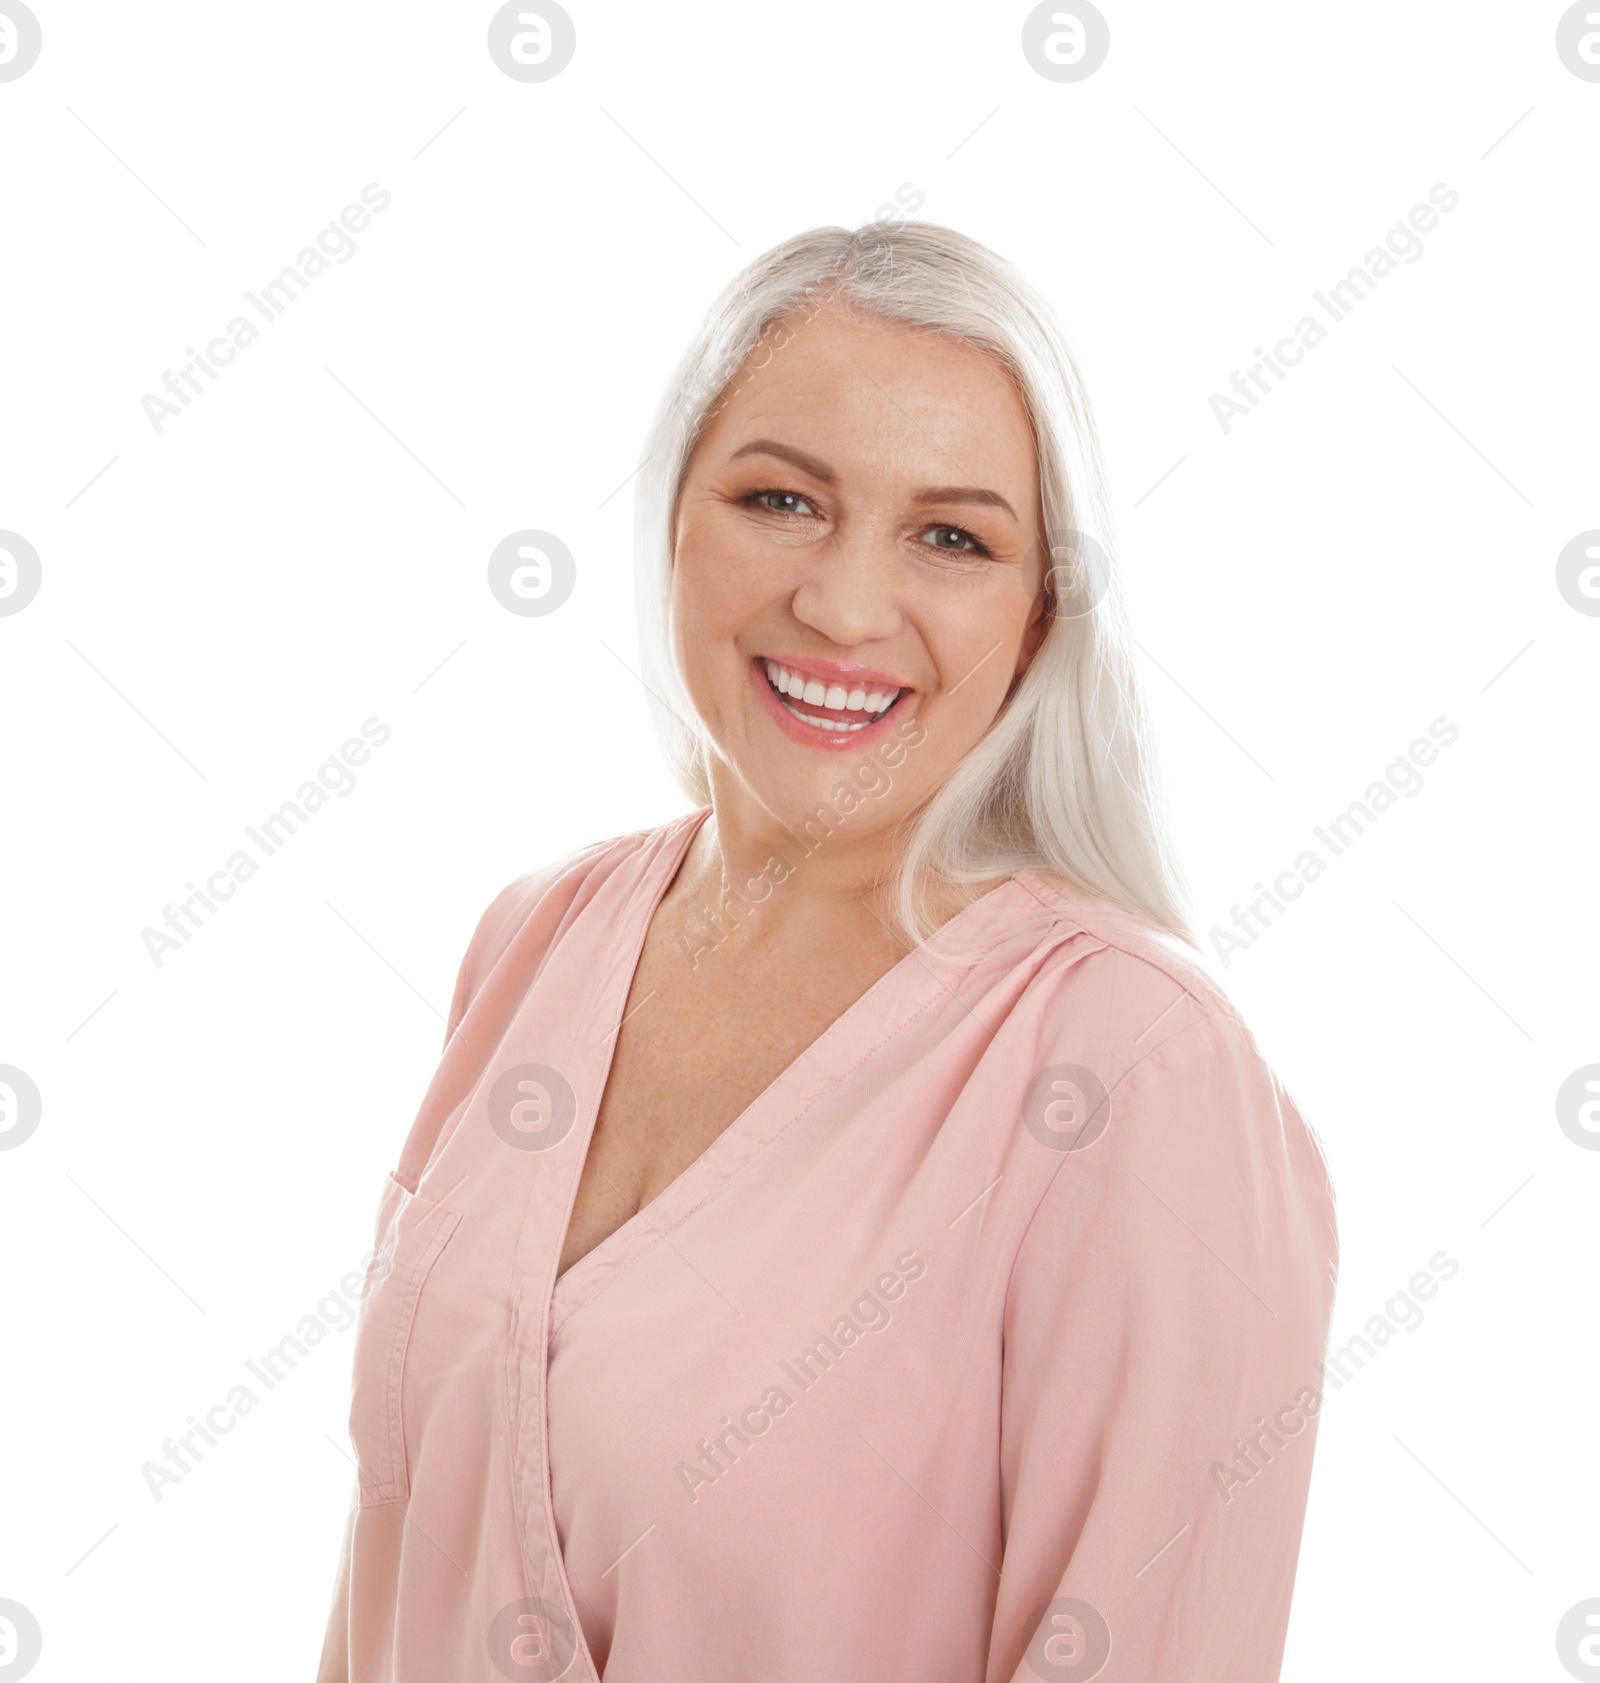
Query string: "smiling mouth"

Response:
xmin=760 ymin=658 xmax=907 ymax=734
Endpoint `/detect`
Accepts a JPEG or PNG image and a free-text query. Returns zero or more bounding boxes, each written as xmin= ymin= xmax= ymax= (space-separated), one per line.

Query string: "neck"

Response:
xmin=672 ymin=766 xmax=908 ymax=951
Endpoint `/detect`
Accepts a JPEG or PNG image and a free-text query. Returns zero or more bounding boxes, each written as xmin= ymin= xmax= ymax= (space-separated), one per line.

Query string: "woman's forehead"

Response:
xmin=694 ymin=307 xmax=1039 ymax=496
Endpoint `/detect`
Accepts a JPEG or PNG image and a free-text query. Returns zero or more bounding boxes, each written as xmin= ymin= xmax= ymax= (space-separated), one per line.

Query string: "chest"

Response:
xmin=555 ymin=916 xmax=902 ymax=1278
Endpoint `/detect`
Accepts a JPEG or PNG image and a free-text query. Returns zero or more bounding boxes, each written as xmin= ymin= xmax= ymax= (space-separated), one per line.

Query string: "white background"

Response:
xmin=1 ymin=2 xmax=1596 ymax=1679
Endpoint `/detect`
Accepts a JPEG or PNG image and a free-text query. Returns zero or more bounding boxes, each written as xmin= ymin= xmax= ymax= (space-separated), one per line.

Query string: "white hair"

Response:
xmin=630 ymin=219 xmax=1197 ymax=950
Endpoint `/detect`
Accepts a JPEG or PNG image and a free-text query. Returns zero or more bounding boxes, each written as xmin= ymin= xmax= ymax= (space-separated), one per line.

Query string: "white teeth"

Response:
xmin=760 ymin=659 xmax=904 ymax=727
xmin=790 ymin=708 xmax=873 ymax=731
xmin=762 ymin=660 xmax=902 ymax=715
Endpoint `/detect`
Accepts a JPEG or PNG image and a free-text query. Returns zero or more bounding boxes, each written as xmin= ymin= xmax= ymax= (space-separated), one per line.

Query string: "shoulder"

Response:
xmin=1007 ymin=870 xmax=1246 ymax=1069
xmin=1003 ymin=872 xmax=1333 ymax=1191
xmin=1003 ymin=872 xmax=1337 ymax=1248
xmin=465 ymin=826 xmax=643 ymax=962
xmin=447 ymin=810 xmax=703 ymax=1029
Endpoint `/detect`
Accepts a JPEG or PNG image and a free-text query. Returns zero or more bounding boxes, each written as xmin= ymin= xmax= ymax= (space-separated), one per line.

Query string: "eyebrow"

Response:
xmin=726 ymin=438 xmax=1018 ymax=522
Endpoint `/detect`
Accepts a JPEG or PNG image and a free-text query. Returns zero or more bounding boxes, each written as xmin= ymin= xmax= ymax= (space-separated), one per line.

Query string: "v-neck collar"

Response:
xmin=546 ymin=807 xmax=1043 ymax=1332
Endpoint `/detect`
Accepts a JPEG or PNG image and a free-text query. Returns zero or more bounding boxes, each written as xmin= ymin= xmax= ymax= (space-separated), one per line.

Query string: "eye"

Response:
xmin=919 ymin=523 xmax=992 ymax=558
xmin=746 ymin=488 xmax=818 ymax=517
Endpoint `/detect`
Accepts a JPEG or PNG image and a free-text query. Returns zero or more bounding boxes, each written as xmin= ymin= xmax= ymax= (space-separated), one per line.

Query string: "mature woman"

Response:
xmin=318 ymin=221 xmax=1337 ymax=1683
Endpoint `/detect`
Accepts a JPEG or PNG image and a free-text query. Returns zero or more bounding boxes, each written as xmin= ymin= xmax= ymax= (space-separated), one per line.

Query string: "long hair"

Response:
xmin=630 ymin=219 xmax=1197 ymax=950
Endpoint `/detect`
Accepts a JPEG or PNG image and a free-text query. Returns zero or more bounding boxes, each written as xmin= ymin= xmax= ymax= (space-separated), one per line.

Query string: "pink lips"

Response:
xmin=750 ymin=657 xmax=913 ymax=752
xmin=762 ymin=653 xmax=910 ymax=691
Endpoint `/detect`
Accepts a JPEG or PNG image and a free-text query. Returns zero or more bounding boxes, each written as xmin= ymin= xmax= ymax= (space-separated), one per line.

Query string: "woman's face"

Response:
xmin=670 ymin=301 xmax=1049 ymax=844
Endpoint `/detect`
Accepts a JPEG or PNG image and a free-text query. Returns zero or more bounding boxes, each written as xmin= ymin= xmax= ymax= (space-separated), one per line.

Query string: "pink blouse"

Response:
xmin=320 ymin=807 xmax=1337 ymax=1682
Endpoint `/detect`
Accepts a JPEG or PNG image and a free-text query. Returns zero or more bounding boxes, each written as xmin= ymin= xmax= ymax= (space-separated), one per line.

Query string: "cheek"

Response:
xmin=675 ymin=516 xmax=776 ymax=623
xmin=937 ymin=662 xmax=1014 ymax=743
xmin=925 ymin=581 xmax=1034 ymax=701
xmin=671 ymin=530 xmax=782 ymax=706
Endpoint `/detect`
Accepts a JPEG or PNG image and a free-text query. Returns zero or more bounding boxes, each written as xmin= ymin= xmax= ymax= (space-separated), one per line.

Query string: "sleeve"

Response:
xmin=436 ymin=829 xmax=638 ymax=1054
xmin=395 ymin=836 xmax=629 ymax=1190
xmin=318 ymin=861 xmax=583 ymax=1671
xmin=984 ymin=1009 xmax=1338 ymax=1683
xmin=439 ymin=871 xmax=541 ymax=1052
xmin=314 ymin=1483 xmax=357 ymax=1682
xmin=382 ymin=870 xmax=547 ymax=1193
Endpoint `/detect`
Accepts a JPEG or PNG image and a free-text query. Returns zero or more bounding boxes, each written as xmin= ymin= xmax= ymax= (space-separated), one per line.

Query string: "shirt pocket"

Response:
xmin=348 ymin=1170 xmax=463 ymax=1507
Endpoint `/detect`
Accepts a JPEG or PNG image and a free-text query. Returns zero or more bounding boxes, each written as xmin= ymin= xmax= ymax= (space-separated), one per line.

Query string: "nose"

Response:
xmin=789 ymin=523 xmax=904 ymax=648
